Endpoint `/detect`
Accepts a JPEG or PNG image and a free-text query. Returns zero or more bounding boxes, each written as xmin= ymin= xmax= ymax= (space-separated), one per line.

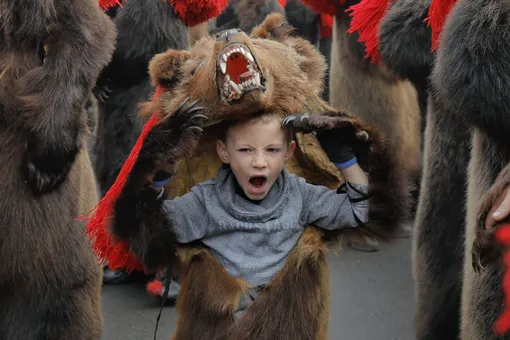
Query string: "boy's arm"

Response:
xmin=298 ymin=131 xmax=370 ymax=229
xmin=160 ymin=185 xmax=210 ymax=243
xmin=299 ymin=178 xmax=370 ymax=230
xmin=283 ymin=111 xmax=411 ymax=245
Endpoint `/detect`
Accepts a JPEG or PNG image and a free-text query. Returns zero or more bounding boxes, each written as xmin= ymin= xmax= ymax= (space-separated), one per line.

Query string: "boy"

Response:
xmin=152 ymin=112 xmax=369 ymax=315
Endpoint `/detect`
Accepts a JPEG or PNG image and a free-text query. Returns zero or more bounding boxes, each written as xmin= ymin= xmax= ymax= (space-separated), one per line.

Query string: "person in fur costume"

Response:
xmin=85 ymin=14 xmax=409 ymax=339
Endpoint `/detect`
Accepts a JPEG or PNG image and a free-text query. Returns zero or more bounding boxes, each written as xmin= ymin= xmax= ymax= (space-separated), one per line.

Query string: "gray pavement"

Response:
xmin=101 ymin=238 xmax=414 ymax=340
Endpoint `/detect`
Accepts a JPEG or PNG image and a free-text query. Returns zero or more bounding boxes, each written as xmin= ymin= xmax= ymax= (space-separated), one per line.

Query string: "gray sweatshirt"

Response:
xmin=163 ymin=164 xmax=369 ymax=286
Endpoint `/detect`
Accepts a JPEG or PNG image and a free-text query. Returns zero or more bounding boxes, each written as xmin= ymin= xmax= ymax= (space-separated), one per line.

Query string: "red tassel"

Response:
xmin=496 ymin=226 xmax=510 ymax=247
xmin=320 ymin=13 xmax=334 ymax=39
xmin=425 ymin=0 xmax=457 ymax=51
xmin=278 ymin=0 xmax=287 ymax=7
xmin=494 ymin=224 xmax=510 ymax=335
xmin=98 ymin=0 xmax=122 ymax=11
xmin=82 ymin=86 xmax=165 ymax=273
xmin=299 ymin=0 xmax=346 ymax=16
xmin=146 ymin=280 xmax=164 ymax=297
xmin=346 ymin=0 xmax=393 ymax=64
xmin=170 ymin=0 xmax=229 ymax=27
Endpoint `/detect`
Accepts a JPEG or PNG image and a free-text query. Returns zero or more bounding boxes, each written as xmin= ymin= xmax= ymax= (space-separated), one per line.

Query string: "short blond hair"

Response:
xmin=217 ymin=112 xmax=294 ymax=144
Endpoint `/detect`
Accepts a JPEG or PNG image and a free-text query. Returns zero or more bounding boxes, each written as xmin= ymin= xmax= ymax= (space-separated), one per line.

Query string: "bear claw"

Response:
xmin=471 ymin=228 xmax=501 ymax=274
xmin=23 ymin=154 xmax=74 ymax=195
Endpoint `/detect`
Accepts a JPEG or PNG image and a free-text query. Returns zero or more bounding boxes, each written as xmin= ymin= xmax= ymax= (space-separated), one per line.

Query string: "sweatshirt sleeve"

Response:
xmin=299 ymin=178 xmax=370 ymax=230
xmin=161 ymin=185 xmax=210 ymax=243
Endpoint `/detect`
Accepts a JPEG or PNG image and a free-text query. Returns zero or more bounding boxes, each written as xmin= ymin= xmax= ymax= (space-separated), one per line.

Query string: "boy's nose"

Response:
xmin=252 ymin=154 xmax=267 ymax=168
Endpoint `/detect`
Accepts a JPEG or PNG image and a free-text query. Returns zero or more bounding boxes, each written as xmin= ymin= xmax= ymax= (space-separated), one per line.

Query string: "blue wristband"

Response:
xmin=152 ymin=177 xmax=171 ymax=187
xmin=334 ymin=157 xmax=357 ymax=169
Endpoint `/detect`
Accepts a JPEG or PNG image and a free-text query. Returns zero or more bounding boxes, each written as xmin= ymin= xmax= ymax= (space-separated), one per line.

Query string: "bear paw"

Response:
xmin=22 ymin=140 xmax=80 ymax=195
xmin=283 ymin=112 xmax=366 ymax=137
xmin=139 ymin=97 xmax=208 ymax=173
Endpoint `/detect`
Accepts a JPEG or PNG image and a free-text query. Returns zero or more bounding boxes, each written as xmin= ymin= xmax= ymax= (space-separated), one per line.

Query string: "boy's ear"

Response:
xmin=285 ymin=140 xmax=296 ymax=161
xmin=216 ymin=140 xmax=230 ymax=164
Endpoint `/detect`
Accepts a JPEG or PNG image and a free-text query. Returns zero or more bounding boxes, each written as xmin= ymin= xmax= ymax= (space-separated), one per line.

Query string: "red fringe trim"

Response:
xmin=346 ymin=0 xmax=393 ymax=64
xmin=299 ymin=0 xmax=346 ymax=16
xmin=495 ymin=225 xmax=510 ymax=335
xmin=320 ymin=13 xmax=334 ymax=39
xmin=278 ymin=0 xmax=287 ymax=7
xmin=170 ymin=0 xmax=229 ymax=27
xmin=425 ymin=0 xmax=457 ymax=51
xmin=81 ymin=87 xmax=165 ymax=273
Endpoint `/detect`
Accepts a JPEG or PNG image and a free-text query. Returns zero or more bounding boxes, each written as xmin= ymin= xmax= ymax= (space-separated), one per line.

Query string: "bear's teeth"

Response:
xmin=220 ymin=61 xmax=227 ymax=74
xmin=229 ymin=80 xmax=242 ymax=94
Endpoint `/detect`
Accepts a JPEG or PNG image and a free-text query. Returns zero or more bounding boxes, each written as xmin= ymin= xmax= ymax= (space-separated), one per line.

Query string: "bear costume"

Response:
xmin=86 ymin=14 xmax=410 ymax=339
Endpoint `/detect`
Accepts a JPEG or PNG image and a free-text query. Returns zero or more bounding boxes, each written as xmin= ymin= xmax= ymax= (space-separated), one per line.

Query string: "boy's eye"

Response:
xmin=238 ymin=148 xmax=250 ymax=152
xmin=267 ymin=148 xmax=281 ymax=153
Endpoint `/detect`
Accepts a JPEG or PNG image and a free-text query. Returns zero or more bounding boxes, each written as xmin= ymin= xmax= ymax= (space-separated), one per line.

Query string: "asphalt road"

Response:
xmin=100 ymin=238 xmax=414 ymax=340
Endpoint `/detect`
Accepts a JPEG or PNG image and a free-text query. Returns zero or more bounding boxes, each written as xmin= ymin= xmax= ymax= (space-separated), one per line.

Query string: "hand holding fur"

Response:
xmin=111 ymin=98 xmax=206 ymax=269
xmin=127 ymin=98 xmax=207 ymax=190
xmin=284 ymin=111 xmax=410 ymax=244
xmin=472 ymin=163 xmax=510 ymax=272
xmin=283 ymin=111 xmax=370 ymax=166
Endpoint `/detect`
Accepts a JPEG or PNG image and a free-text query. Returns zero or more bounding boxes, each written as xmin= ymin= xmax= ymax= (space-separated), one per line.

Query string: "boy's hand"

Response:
xmin=282 ymin=112 xmax=369 ymax=166
xmin=472 ymin=185 xmax=510 ymax=273
xmin=486 ymin=186 xmax=510 ymax=231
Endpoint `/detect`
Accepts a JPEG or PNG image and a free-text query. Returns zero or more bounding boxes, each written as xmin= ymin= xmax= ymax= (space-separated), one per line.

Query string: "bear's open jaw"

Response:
xmin=217 ymin=43 xmax=265 ymax=102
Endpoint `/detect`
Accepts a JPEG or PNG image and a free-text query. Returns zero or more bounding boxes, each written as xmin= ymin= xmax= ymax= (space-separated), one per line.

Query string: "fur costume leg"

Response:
xmin=433 ymin=0 xmax=510 ymax=337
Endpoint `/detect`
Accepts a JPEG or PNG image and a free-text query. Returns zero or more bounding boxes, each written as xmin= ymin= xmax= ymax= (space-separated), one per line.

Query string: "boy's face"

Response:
xmin=216 ymin=119 xmax=296 ymax=200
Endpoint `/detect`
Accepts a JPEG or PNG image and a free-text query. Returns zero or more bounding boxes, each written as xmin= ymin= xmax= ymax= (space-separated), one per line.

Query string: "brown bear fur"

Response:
xmin=189 ymin=22 xmax=210 ymax=46
xmin=0 ymin=0 xmax=116 ymax=339
xmin=110 ymin=13 xmax=410 ymax=339
xmin=433 ymin=0 xmax=510 ymax=339
xmin=329 ymin=1 xmax=422 ymax=197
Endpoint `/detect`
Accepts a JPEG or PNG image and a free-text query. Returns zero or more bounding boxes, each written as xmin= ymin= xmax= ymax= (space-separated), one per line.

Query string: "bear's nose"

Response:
xmin=215 ymin=29 xmax=243 ymax=42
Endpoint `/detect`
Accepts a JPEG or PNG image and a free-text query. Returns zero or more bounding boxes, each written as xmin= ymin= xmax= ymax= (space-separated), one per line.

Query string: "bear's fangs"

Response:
xmin=217 ymin=43 xmax=265 ymax=102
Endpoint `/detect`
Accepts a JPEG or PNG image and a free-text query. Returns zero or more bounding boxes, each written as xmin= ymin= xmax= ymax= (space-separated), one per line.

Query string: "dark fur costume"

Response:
xmin=0 ymin=0 xmax=115 ymax=338
xmin=378 ymin=0 xmax=432 ymax=140
xmin=434 ymin=0 xmax=510 ymax=337
xmin=212 ymin=0 xmax=285 ymax=34
xmin=93 ymin=0 xmax=189 ymax=196
xmin=90 ymin=14 xmax=410 ymax=339
xmin=377 ymin=1 xmax=470 ymax=339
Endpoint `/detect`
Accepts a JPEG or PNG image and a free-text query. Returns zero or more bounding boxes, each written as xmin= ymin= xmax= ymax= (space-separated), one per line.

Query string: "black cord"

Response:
xmin=153 ymin=264 xmax=172 ymax=340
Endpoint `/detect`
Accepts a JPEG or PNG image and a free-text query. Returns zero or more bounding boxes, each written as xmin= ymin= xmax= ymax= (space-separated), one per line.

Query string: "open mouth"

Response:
xmin=249 ymin=176 xmax=267 ymax=189
xmin=217 ymin=43 xmax=265 ymax=102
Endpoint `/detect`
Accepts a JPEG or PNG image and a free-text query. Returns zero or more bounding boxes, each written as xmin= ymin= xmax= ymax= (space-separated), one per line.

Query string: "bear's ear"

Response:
xmin=251 ymin=13 xmax=294 ymax=41
xmin=148 ymin=50 xmax=192 ymax=89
